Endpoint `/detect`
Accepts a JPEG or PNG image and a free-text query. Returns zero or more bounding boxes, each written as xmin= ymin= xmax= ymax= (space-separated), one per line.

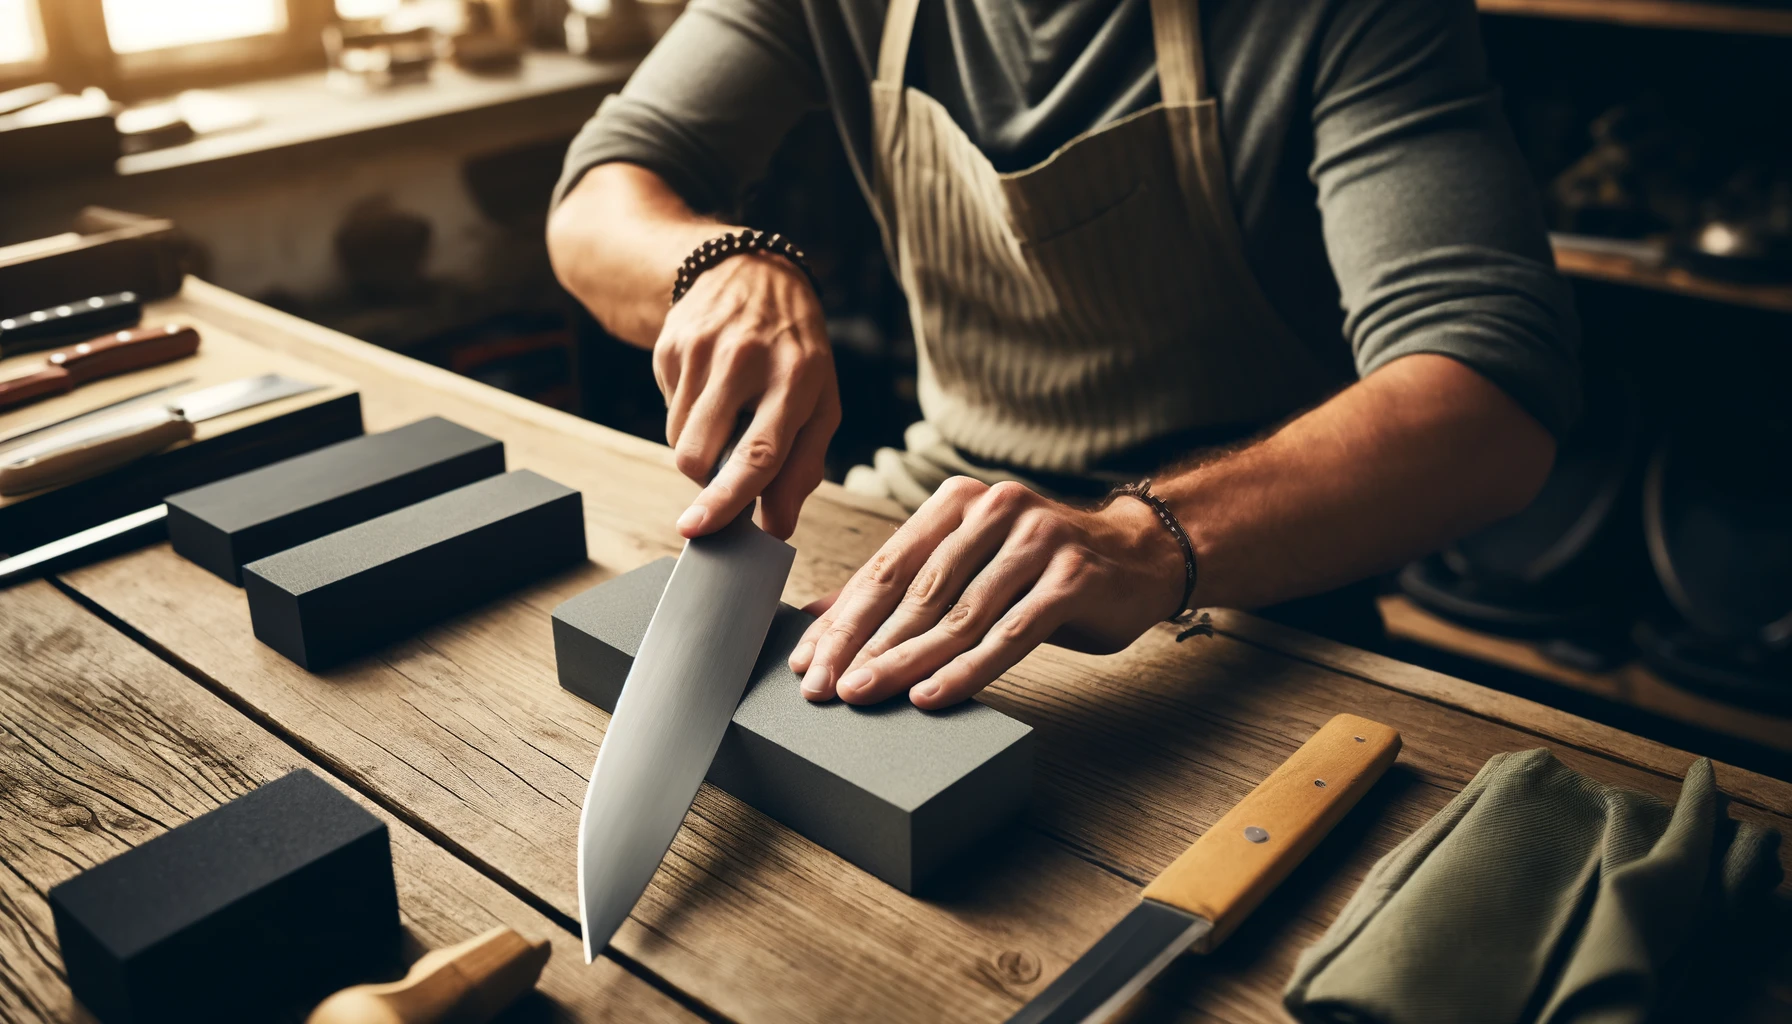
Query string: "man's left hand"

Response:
xmin=788 ymin=477 xmax=1185 ymax=709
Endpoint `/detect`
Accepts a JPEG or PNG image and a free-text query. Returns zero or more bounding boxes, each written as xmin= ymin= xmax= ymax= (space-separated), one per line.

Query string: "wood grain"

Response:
xmin=42 ymin=279 xmax=1792 ymax=1024
xmin=0 ymin=580 xmax=694 ymax=1024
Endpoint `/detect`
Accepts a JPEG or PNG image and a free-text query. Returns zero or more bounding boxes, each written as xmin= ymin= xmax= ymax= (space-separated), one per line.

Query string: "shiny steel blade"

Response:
xmin=174 ymin=373 xmax=320 ymax=421
xmin=1007 ymin=901 xmax=1212 ymax=1024
xmin=576 ymin=510 xmax=794 ymax=962
xmin=0 ymin=505 xmax=168 ymax=584
xmin=0 ymin=378 xmax=194 ymax=453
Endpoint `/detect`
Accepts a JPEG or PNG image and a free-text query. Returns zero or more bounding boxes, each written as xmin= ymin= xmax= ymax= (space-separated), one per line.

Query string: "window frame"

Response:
xmin=0 ymin=0 xmax=338 ymax=101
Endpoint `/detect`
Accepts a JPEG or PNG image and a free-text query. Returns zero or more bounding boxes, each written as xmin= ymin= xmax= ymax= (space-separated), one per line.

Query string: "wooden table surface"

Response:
xmin=4 ymin=278 xmax=1789 ymax=1024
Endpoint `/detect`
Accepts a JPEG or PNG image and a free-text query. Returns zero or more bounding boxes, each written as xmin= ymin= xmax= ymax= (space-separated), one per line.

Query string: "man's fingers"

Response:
xmin=910 ymin=580 xmax=1077 ymax=709
xmin=792 ymin=479 xmax=985 ymax=699
xmin=660 ymin=336 xmax=712 ymax=449
xmin=755 ymin=391 xmax=837 ymax=540
xmin=835 ymin=532 xmax=1049 ymax=706
xmin=679 ymin=389 xmax=809 ymax=537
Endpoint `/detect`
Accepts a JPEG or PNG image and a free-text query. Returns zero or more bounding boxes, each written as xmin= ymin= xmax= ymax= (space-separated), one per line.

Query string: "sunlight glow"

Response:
xmin=101 ymin=0 xmax=286 ymax=55
xmin=0 ymin=0 xmax=44 ymax=65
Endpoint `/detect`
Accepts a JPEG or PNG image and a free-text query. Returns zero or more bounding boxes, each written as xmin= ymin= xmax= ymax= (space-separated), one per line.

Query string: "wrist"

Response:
xmin=671 ymin=228 xmax=816 ymax=307
xmin=1098 ymin=495 xmax=1188 ymax=624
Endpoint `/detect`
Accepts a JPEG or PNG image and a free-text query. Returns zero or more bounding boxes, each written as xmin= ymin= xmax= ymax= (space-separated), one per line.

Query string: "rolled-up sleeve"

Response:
xmin=552 ymin=0 xmax=827 ymax=214
xmin=1310 ymin=0 xmax=1582 ymax=439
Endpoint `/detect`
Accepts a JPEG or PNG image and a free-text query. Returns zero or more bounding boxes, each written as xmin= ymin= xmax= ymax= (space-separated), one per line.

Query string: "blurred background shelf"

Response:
xmin=1478 ymin=0 xmax=1792 ymax=36
xmin=1382 ymin=595 xmax=1792 ymax=777
xmin=1552 ymin=238 xmax=1792 ymax=313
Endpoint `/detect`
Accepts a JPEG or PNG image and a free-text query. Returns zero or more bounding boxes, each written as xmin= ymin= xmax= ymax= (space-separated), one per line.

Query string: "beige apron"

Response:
xmin=846 ymin=0 xmax=1349 ymax=510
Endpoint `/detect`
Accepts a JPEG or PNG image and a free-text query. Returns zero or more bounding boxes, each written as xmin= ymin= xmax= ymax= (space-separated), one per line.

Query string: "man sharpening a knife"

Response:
xmin=547 ymin=0 xmax=1579 ymax=710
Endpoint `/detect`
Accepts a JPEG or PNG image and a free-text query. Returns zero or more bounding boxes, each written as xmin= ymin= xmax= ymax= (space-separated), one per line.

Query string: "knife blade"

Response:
xmin=0 ymin=373 xmax=321 ymax=496
xmin=0 ymin=505 xmax=169 ymax=586
xmin=577 ymin=438 xmax=795 ymax=963
xmin=1007 ymin=714 xmax=1401 ymax=1024
xmin=0 ymin=324 xmax=201 ymax=411
xmin=0 ymin=378 xmax=196 ymax=452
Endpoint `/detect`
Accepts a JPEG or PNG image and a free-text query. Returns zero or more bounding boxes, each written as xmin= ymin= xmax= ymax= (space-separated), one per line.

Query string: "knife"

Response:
xmin=0 ymin=378 xmax=196 ymax=453
xmin=0 ymin=291 xmax=141 ymax=358
xmin=0 ymin=505 xmax=169 ymax=586
xmin=0 ymin=324 xmax=200 ymax=411
xmin=577 ymin=437 xmax=795 ymax=963
xmin=0 ymin=373 xmax=321 ymax=495
xmin=1008 ymin=713 xmax=1401 ymax=1024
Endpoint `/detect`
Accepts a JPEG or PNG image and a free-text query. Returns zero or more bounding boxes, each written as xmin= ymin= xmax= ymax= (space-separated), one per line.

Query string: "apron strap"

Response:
xmin=1149 ymin=0 xmax=1210 ymax=105
xmin=876 ymin=0 xmax=924 ymax=87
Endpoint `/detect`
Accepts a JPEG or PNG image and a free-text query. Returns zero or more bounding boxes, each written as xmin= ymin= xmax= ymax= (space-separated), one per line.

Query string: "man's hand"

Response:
xmin=788 ymin=478 xmax=1185 ymax=710
xmin=657 ymin=253 xmax=840 ymax=540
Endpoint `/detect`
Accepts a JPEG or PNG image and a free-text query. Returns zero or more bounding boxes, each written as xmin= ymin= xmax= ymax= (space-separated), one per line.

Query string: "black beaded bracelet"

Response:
xmin=1107 ymin=479 xmax=1205 ymax=640
xmin=670 ymin=229 xmax=816 ymax=307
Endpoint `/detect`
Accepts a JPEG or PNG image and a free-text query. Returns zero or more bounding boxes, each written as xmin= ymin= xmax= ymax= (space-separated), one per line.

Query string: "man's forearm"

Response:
xmin=1154 ymin=354 xmax=1557 ymax=612
xmin=547 ymin=163 xmax=736 ymax=348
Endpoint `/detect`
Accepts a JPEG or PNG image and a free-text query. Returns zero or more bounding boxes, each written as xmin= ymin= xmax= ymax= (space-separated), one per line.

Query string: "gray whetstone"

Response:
xmin=553 ymin=558 xmax=1035 ymax=893
xmin=245 ymin=469 xmax=586 ymax=671
xmin=166 ymin=416 xmax=506 ymax=584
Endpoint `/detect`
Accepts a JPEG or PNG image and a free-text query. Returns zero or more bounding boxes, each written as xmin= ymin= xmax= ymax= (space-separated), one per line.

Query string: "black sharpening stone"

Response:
xmin=552 ymin=558 xmax=1036 ymax=893
xmin=166 ymin=416 xmax=506 ymax=584
xmin=244 ymin=469 xmax=586 ymax=670
xmin=48 ymin=769 xmax=400 ymax=1024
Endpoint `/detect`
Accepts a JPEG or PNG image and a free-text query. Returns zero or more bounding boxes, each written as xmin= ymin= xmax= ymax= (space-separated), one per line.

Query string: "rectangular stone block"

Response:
xmin=553 ymin=557 xmax=1035 ymax=893
xmin=245 ymin=469 xmax=585 ymax=670
xmin=166 ymin=416 xmax=505 ymax=584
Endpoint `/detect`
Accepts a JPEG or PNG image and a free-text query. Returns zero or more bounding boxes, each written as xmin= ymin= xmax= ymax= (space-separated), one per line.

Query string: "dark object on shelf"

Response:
xmin=115 ymin=103 xmax=196 ymax=155
xmin=553 ymin=557 xmax=1035 ymax=893
xmin=324 ymin=24 xmax=439 ymax=89
xmin=0 ymin=391 xmax=364 ymax=558
xmin=453 ymin=0 xmax=525 ymax=72
xmin=0 ymin=208 xmax=191 ymax=317
xmin=244 ymin=470 xmax=585 ymax=670
xmin=1673 ymin=215 xmax=1792 ymax=284
xmin=49 ymin=769 xmax=401 ymax=1024
xmin=0 ymin=291 xmax=141 ymax=359
xmin=1401 ymin=368 xmax=1648 ymax=643
xmin=0 ymin=87 xmax=120 ymax=185
xmin=167 ymin=417 xmax=505 ymax=584
xmin=1639 ymin=416 xmax=1792 ymax=709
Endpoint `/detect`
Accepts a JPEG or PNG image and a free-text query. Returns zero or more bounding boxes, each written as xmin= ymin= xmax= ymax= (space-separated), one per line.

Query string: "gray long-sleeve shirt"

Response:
xmin=555 ymin=0 xmax=1582 ymax=438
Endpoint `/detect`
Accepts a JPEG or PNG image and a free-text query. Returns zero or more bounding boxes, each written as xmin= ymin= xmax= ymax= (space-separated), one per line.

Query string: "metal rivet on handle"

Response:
xmin=1244 ymin=826 xmax=1270 ymax=844
xmin=1314 ymin=779 xmax=1327 ymax=788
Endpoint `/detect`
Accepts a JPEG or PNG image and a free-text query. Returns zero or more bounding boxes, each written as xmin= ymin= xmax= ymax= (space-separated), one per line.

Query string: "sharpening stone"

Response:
xmin=244 ymin=469 xmax=586 ymax=670
xmin=552 ymin=557 xmax=1036 ymax=893
xmin=48 ymin=769 xmax=400 ymax=1024
xmin=166 ymin=416 xmax=506 ymax=584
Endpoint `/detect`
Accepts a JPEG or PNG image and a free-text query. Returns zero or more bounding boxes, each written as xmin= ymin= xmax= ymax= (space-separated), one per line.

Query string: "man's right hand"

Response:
xmin=548 ymin=164 xmax=841 ymax=541
xmin=656 ymin=250 xmax=840 ymax=541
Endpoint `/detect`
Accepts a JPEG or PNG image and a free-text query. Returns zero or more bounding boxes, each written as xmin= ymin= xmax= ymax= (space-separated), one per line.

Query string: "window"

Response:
xmin=0 ymin=0 xmax=45 ymax=67
xmin=101 ymin=0 xmax=288 ymax=55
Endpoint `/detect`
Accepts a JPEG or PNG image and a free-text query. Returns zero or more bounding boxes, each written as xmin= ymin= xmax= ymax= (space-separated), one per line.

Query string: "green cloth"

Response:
xmin=1284 ymin=749 xmax=1782 ymax=1024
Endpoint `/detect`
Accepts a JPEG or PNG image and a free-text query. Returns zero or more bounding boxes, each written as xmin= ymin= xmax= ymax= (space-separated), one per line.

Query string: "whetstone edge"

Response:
xmin=552 ymin=557 xmax=1036 ymax=893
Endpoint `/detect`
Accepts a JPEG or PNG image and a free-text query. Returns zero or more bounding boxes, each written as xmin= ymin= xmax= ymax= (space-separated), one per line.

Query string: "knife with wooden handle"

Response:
xmin=1007 ymin=714 xmax=1401 ymax=1024
xmin=0 ymin=324 xmax=200 ymax=411
xmin=306 ymin=927 xmax=551 ymax=1024
xmin=0 ymin=373 xmax=321 ymax=496
xmin=0 ymin=291 xmax=141 ymax=358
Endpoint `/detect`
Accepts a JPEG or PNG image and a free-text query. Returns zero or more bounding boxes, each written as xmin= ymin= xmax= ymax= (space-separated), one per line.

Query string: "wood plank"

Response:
xmin=1380 ymin=594 xmax=1792 ymax=756
xmin=1552 ymin=238 xmax=1792 ymax=315
xmin=48 ymin=280 xmax=1792 ymax=1023
xmin=0 ymin=580 xmax=694 ymax=1024
xmin=1479 ymin=0 xmax=1792 ymax=38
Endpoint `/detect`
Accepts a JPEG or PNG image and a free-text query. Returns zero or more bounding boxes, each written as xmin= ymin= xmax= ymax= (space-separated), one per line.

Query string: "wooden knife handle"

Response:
xmin=0 ymin=366 xmax=72 ymax=409
xmin=51 ymin=324 xmax=200 ymax=383
xmin=0 ymin=408 xmax=194 ymax=496
xmin=306 ymin=927 xmax=552 ymax=1024
xmin=1140 ymin=713 xmax=1400 ymax=951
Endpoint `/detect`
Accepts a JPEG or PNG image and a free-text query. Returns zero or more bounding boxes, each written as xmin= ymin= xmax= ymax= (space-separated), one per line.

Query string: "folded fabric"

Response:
xmin=1283 ymin=749 xmax=1782 ymax=1024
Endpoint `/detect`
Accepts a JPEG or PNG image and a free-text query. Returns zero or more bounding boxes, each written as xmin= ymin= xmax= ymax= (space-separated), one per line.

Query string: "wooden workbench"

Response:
xmin=3 ymin=278 xmax=1788 ymax=1023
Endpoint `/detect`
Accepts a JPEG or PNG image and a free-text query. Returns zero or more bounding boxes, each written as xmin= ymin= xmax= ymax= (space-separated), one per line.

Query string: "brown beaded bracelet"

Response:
xmin=1107 ymin=479 xmax=1204 ymax=640
xmin=670 ymin=228 xmax=816 ymax=307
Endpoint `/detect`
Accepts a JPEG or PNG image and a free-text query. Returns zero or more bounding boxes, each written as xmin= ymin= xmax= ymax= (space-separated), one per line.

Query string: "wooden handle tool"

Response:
xmin=1007 ymin=714 xmax=1401 ymax=1024
xmin=1140 ymin=712 xmax=1401 ymax=951
xmin=0 ymin=324 xmax=200 ymax=411
xmin=306 ymin=927 xmax=552 ymax=1024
